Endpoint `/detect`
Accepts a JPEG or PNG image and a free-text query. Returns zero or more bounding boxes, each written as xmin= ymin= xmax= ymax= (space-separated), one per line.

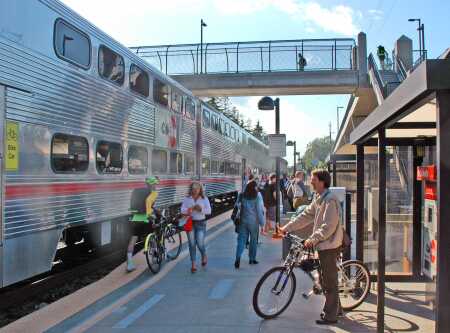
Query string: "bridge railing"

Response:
xmin=131 ymin=38 xmax=356 ymax=75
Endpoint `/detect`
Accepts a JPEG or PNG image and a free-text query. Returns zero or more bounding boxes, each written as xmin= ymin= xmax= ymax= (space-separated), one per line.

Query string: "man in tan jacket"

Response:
xmin=281 ymin=169 xmax=343 ymax=325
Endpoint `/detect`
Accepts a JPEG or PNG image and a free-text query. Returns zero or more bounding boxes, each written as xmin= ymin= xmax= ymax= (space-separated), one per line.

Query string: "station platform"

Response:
xmin=1 ymin=212 xmax=434 ymax=333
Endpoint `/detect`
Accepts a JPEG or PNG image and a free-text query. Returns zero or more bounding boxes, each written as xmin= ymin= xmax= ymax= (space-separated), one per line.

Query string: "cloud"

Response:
xmin=61 ymin=0 xmax=360 ymax=40
xmin=368 ymin=9 xmax=384 ymax=20
xmin=213 ymin=0 xmax=361 ymax=36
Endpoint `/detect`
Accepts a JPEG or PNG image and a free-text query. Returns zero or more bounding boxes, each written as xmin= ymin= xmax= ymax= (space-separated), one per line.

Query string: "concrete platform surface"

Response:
xmin=8 ymin=214 xmax=435 ymax=333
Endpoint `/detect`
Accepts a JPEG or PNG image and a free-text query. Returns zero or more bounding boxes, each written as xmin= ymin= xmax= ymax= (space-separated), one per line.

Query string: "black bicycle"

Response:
xmin=253 ymin=233 xmax=371 ymax=319
xmin=144 ymin=209 xmax=182 ymax=274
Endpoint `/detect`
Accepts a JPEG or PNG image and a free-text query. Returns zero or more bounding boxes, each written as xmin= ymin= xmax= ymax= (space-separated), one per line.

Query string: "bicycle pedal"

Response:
xmin=302 ymin=290 xmax=314 ymax=299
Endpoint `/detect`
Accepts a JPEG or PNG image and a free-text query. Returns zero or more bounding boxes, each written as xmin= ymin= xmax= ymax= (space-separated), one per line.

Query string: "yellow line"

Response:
xmin=68 ymin=222 xmax=232 ymax=333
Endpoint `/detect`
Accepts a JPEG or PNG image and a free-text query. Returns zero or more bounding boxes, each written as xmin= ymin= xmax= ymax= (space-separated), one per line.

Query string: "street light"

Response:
xmin=200 ymin=19 xmax=207 ymax=74
xmin=286 ymin=140 xmax=297 ymax=175
xmin=258 ymin=96 xmax=282 ymax=239
xmin=336 ymin=106 xmax=343 ymax=134
xmin=408 ymin=18 xmax=425 ymax=60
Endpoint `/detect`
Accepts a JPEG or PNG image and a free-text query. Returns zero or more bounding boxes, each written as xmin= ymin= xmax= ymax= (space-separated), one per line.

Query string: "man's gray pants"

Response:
xmin=318 ymin=248 xmax=340 ymax=321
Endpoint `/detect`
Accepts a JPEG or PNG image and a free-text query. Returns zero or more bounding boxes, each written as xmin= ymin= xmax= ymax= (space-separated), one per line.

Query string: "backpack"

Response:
xmin=322 ymin=191 xmax=352 ymax=251
xmin=231 ymin=194 xmax=242 ymax=232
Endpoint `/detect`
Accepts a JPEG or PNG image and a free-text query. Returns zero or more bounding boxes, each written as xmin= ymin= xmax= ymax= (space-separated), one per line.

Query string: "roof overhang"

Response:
xmin=350 ymin=59 xmax=450 ymax=145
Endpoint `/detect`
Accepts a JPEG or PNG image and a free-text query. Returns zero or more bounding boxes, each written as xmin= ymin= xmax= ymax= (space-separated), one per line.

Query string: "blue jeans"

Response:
xmin=187 ymin=220 xmax=207 ymax=262
xmin=236 ymin=220 xmax=259 ymax=261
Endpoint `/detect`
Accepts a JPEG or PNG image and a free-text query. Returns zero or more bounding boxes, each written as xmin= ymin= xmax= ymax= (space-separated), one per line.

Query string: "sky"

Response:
xmin=60 ymin=0 xmax=450 ymax=165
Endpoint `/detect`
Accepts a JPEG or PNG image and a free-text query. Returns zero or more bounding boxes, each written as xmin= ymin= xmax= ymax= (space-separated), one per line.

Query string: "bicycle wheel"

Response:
xmin=339 ymin=260 xmax=371 ymax=310
xmin=164 ymin=225 xmax=182 ymax=260
xmin=144 ymin=233 xmax=162 ymax=274
xmin=253 ymin=266 xmax=296 ymax=319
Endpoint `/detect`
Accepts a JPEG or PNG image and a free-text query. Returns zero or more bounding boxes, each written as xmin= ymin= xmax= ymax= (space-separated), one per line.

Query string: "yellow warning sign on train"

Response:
xmin=5 ymin=121 xmax=19 ymax=171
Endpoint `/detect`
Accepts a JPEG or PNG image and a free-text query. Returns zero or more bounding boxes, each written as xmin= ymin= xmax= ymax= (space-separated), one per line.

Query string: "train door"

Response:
xmin=0 ymin=85 xmax=4 ymax=287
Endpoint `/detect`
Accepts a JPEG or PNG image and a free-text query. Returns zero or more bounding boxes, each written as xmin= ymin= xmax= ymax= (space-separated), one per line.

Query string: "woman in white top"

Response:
xmin=181 ymin=181 xmax=212 ymax=273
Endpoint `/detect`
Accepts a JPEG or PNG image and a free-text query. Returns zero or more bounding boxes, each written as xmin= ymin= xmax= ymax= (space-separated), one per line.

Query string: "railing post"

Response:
xmin=165 ymin=45 xmax=170 ymax=75
xmin=225 ymin=48 xmax=229 ymax=72
xmin=260 ymin=46 xmax=263 ymax=72
xmin=268 ymin=41 xmax=271 ymax=72
xmin=156 ymin=51 xmax=163 ymax=72
xmin=196 ymin=44 xmax=199 ymax=74
xmin=190 ymin=50 xmax=195 ymax=74
xmin=334 ymin=39 xmax=337 ymax=70
xmin=205 ymin=43 xmax=209 ymax=73
xmin=344 ymin=192 xmax=352 ymax=261
xmin=236 ymin=42 xmax=239 ymax=73
xmin=295 ymin=45 xmax=298 ymax=71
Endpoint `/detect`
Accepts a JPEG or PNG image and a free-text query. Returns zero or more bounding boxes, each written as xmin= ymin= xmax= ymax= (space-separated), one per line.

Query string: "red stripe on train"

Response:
xmin=5 ymin=177 xmax=241 ymax=199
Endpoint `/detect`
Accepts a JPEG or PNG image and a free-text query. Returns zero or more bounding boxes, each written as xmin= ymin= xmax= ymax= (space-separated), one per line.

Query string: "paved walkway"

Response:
xmin=46 ymin=219 xmax=435 ymax=333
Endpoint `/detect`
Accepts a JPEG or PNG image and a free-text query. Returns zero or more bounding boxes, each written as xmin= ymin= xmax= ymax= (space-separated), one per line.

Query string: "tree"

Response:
xmin=252 ymin=120 xmax=264 ymax=139
xmin=301 ymin=136 xmax=334 ymax=172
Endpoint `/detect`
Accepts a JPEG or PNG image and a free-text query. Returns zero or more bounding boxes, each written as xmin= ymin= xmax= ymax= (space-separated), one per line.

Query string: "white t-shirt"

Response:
xmin=293 ymin=183 xmax=304 ymax=198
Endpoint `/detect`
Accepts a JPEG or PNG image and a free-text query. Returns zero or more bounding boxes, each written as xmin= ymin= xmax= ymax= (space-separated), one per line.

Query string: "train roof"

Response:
xmin=45 ymin=0 xmax=193 ymax=96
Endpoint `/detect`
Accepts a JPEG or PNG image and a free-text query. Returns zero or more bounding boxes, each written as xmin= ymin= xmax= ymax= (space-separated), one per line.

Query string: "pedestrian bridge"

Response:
xmin=131 ymin=37 xmax=367 ymax=96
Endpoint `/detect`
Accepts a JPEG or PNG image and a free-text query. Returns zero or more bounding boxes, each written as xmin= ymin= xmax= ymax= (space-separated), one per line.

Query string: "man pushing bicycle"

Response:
xmin=280 ymin=169 xmax=343 ymax=325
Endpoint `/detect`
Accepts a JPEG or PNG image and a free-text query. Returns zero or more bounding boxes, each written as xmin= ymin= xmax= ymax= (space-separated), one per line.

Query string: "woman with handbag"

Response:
xmin=181 ymin=181 xmax=211 ymax=273
xmin=234 ymin=180 xmax=265 ymax=269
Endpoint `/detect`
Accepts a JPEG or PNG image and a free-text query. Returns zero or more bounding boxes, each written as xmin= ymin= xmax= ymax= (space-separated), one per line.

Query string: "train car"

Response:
xmin=0 ymin=0 xmax=275 ymax=287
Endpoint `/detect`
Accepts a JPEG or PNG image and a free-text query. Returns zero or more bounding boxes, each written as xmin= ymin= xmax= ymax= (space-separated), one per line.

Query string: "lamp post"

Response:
xmin=258 ymin=97 xmax=282 ymax=239
xmin=200 ymin=19 xmax=207 ymax=74
xmin=286 ymin=140 xmax=297 ymax=175
xmin=408 ymin=18 xmax=425 ymax=60
xmin=336 ymin=106 xmax=343 ymax=134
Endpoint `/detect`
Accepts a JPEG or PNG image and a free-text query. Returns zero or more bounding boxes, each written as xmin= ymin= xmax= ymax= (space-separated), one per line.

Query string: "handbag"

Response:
xmin=231 ymin=194 xmax=242 ymax=229
xmin=179 ymin=216 xmax=193 ymax=232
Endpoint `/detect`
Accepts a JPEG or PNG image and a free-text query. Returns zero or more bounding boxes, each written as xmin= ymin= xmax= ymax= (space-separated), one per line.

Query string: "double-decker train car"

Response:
xmin=0 ymin=0 xmax=278 ymax=287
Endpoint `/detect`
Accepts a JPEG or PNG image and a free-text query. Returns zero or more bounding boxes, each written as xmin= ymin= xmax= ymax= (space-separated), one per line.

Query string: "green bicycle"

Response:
xmin=144 ymin=209 xmax=182 ymax=274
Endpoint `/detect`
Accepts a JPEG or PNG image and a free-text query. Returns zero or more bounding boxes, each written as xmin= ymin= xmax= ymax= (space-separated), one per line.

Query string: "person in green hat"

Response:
xmin=126 ymin=176 xmax=160 ymax=272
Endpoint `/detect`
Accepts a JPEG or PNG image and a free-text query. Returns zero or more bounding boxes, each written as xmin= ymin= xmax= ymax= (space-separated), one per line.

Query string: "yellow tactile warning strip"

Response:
xmin=1 ymin=212 xmax=232 ymax=333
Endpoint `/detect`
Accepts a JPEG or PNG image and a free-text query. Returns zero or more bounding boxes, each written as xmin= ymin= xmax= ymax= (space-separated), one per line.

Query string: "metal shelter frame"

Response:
xmin=346 ymin=59 xmax=450 ymax=333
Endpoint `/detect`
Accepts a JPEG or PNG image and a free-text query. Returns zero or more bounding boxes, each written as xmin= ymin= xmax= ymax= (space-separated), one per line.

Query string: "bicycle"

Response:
xmin=144 ymin=209 xmax=182 ymax=274
xmin=253 ymin=233 xmax=371 ymax=319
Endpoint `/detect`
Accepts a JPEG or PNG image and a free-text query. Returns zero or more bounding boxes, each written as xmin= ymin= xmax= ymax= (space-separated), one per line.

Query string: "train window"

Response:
xmin=211 ymin=115 xmax=219 ymax=132
xmin=219 ymin=119 xmax=224 ymax=135
xmin=129 ymin=64 xmax=149 ymax=97
xmin=219 ymin=161 xmax=225 ymax=174
xmin=211 ymin=160 xmax=219 ymax=174
xmin=98 ymin=45 xmax=124 ymax=85
xmin=153 ymin=79 xmax=169 ymax=106
xmin=151 ymin=149 xmax=168 ymax=173
xmin=54 ymin=19 xmax=91 ymax=69
xmin=184 ymin=154 xmax=195 ymax=174
xmin=202 ymin=158 xmax=210 ymax=176
xmin=169 ymin=152 xmax=183 ymax=174
xmin=202 ymin=109 xmax=210 ymax=128
xmin=96 ymin=141 xmax=123 ymax=174
xmin=128 ymin=146 xmax=148 ymax=175
xmin=51 ymin=133 xmax=89 ymax=173
xmin=185 ymin=97 xmax=196 ymax=120
xmin=171 ymin=91 xmax=182 ymax=113
xmin=224 ymin=123 xmax=230 ymax=137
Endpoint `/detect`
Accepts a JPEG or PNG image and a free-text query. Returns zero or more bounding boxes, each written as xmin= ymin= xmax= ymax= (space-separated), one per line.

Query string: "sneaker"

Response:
xmin=126 ymin=259 xmax=136 ymax=272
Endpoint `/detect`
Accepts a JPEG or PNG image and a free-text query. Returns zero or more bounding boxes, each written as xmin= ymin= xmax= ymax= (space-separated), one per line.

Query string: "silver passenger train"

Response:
xmin=0 ymin=0 xmax=285 ymax=287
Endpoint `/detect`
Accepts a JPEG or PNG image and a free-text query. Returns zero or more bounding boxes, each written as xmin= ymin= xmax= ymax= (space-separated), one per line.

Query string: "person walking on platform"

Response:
xmin=181 ymin=181 xmax=211 ymax=273
xmin=281 ymin=169 xmax=343 ymax=325
xmin=287 ymin=171 xmax=308 ymax=210
xmin=234 ymin=180 xmax=265 ymax=268
xmin=262 ymin=173 xmax=277 ymax=234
